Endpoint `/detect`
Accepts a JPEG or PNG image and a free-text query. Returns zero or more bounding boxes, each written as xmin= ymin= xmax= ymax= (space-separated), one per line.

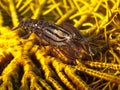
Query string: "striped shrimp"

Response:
xmin=13 ymin=19 xmax=93 ymax=64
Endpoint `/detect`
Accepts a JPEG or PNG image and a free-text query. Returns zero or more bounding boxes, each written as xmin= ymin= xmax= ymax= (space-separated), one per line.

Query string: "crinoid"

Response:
xmin=0 ymin=18 xmax=120 ymax=89
xmin=0 ymin=0 xmax=120 ymax=90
